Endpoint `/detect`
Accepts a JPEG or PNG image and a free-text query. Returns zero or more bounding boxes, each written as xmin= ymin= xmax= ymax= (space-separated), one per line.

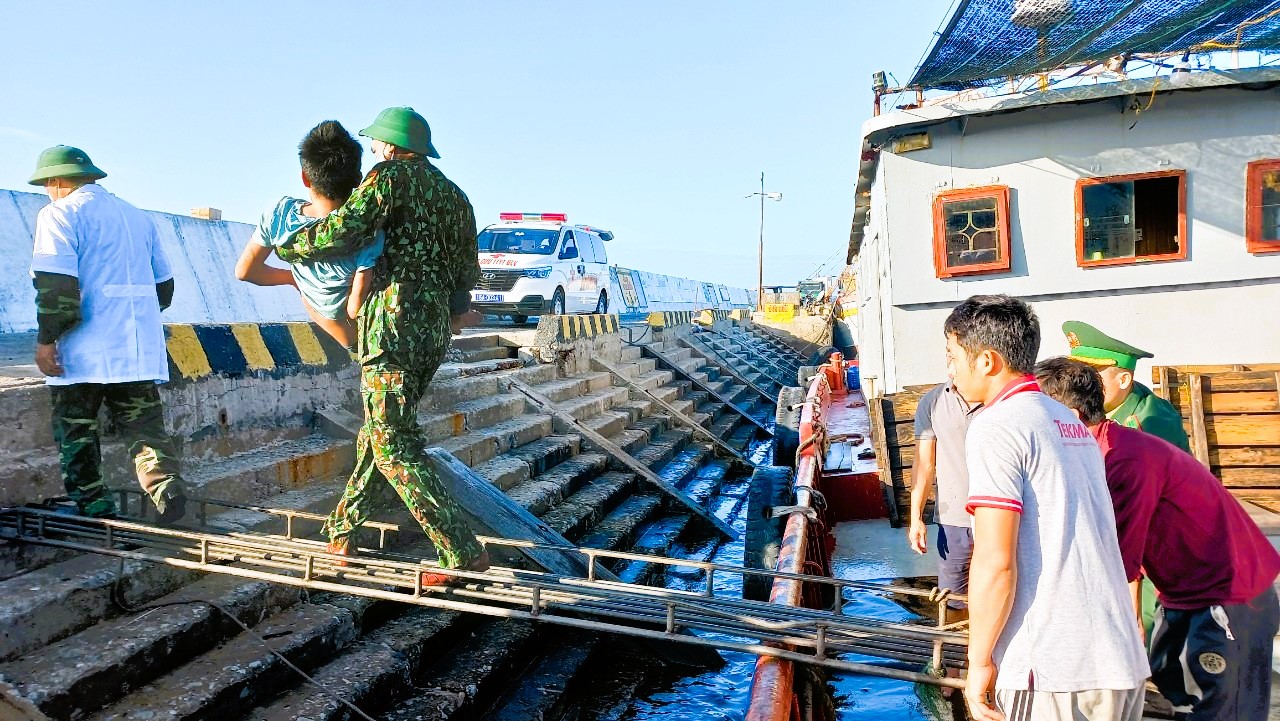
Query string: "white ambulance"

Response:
xmin=471 ymin=212 xmax=614 ymax=323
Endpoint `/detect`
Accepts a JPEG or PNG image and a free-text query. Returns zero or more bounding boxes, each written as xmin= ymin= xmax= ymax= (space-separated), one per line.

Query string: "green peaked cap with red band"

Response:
xmin=1062 ymin=320 xmax=1152 ymax=372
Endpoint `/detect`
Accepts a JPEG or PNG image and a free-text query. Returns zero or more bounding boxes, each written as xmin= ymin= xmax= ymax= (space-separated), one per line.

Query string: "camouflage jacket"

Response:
xmin=279 ymin=157 xmax=479 ymax=364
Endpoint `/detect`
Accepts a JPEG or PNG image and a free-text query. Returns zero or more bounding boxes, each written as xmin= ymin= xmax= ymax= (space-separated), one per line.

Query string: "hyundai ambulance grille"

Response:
xmin=475 ymin=269 xmax=523 ymax=292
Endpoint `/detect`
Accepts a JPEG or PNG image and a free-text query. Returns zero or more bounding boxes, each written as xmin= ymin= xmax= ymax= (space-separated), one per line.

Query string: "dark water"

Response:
xmin=623 ymin=438 xmax=942 ymax=721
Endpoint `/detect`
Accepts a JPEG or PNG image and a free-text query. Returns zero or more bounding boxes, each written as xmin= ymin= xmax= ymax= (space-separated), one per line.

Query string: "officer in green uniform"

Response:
xmin=1063 ymin=320 xmax=1189 ymax=644
xmin=277 ymin=107 xmax=488 ymax=583
xmin=1062 ymin=321 xmax=1190 ymax=451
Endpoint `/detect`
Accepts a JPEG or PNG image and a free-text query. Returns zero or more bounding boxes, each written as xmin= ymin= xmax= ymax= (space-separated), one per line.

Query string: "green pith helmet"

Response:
xmin=28 ymin=145 xmax=108 ymax=185
xmin=359 ymin=106 xmax=440 ymax=159
xmin=1063 ymin=320 xmax=1153 ymax=372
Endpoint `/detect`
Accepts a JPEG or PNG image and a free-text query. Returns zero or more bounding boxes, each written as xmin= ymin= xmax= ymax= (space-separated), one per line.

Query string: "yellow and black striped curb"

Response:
xmin=695 ymin=309 xmax=733 ymax=325
xmin=730 ymin=308 xmax=751 ymax=321
xmin=164 ymin=322 xmax=352 ymax=381
xmin=646 ymin=311 xmax=694 ymax=328
xmin=553 ymin=313 xmax=620 ymax=342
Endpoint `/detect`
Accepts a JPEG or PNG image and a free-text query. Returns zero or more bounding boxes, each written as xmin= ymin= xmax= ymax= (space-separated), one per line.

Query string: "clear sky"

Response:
xmin=0 ymin=1 xmax=953 ymax=290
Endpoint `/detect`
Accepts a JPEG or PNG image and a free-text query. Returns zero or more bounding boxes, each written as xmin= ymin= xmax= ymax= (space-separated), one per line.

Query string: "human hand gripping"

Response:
xmin=35 ymin=342 xmax=64 ymax=376
xmin=907 ymin=518 xmax=928 ymax=554
xmin=964 ymin=661 xmax=1004 ymax=720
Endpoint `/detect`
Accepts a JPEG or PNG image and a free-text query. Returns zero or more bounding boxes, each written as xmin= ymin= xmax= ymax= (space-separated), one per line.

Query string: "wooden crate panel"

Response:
xmin=1216 ymin=466 xmax=1280 ymax=487
xmin=1154 ymin=364 xmax=1280 ymax=383
xmin=882 ymin=420 xmax=917 ymax=448
xmin=1202 ymin=415 xmax=1280 ymax=447
xmin=1211 ymin=447 xmax=1280 ymax=467
xmin=1163 ymin=370 xmax=1279 ymax=393
xmin=1168 ymin=389 xmax=1280 ymax=415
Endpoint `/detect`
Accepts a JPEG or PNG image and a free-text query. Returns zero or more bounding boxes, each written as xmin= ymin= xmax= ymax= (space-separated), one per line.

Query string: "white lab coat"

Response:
xmin=30 ymin=184 xmax=172 ymax=386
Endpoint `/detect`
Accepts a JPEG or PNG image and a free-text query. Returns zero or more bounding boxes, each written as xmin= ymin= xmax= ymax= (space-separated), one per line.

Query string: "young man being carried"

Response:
xmin=1035 ymin=357 xmax=1280 ymax=721
xmin=946 ymin=295 xmax=1148 ymax=721
xmin=235 ymin=120 xmax=383 ymax=350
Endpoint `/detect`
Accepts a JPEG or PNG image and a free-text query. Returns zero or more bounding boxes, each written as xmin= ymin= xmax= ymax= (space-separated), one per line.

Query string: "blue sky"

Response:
xmin=0 ymin=1 xmax=953 ymax=289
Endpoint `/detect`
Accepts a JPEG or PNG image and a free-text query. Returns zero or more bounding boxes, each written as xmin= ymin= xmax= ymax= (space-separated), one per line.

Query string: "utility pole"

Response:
xmin=746 ymin=173 xmax=782 ymax=312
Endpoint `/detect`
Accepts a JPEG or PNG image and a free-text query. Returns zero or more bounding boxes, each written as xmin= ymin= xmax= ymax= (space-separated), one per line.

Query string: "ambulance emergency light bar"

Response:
xmin=500 ymin=212 xmax=568 ymax=222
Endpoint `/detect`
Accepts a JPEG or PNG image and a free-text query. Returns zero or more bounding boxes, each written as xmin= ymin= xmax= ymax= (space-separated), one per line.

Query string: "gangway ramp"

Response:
xmin=0 ymin=504 xmax=967 ymax=688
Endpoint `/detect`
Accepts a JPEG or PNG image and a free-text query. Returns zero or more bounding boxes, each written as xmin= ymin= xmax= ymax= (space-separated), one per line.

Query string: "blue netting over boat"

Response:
xmin=911 ymin=0 xmax=1280 ymax=90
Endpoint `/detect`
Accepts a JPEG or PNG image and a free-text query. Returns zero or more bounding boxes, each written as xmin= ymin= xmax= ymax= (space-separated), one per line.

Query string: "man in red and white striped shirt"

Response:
xmin=945 ymin=295 xmax=1147 ymax=721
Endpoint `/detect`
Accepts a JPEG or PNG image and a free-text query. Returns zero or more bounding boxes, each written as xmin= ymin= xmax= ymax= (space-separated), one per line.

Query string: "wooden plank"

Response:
xmin=1154 ymin=363 xmax=1280 ymax=383
xmin=890 ymin=444 xmax=918 ymax=470
xmin=1215 ymin=466 xmax=1280 ymax=488
xmin=423 ymin=449 xmax=621 ymax=582
xmin=640 ymin=345 xmax=771 ymax=434
xmin=884 ymin=421 xmax=918 ymax=448
xmin=1168 ymin=389 xmax=1280 ymax=415
xmin=868 ymin=397 xmax=901 ymax=527
xmin=1211 ymin=447 xmax=1280 ymax=467
xmin=1164 ymin=370 xmax=1280 ymax=393
xmin=590 ymin=357 xmax=756 ymax=468
xmin=505 ymin=376 xmax=737 ymax=540
xmin=1203 ymin=415 xmax=1280 ymax=446
xmin=886 ymin=387 xmax=934 ymax=421
xmin=1154 ymin=366 xmax=1173 ymax=403
xmin=1187 ymin=374 xmax=1212 ymax=469
xmin=679 ymin=337 xmax=780 ymax=401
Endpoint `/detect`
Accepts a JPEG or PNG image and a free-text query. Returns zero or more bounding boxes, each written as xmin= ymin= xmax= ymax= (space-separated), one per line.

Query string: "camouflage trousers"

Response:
xmin=323 ymin=359 xmax=484 ymax=569
xmin=49 ymin=382 xmax=185 ymax=518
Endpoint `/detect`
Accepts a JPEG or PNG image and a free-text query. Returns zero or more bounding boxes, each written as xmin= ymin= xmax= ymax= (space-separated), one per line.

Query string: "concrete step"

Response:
xmin=434 ymin=357 xmax=525 ymax=382
xmin=708 ymin=413 xmax=743 ymax=443
xmin=417 ymin=393 xmax=527 ymax=444
xmin=448 ymin=333 xmax=500 ymax=351
xmin=426 ymin=364 xmax=556 ymax=409
xmin=582 ymin=409 xmax=633 ymax=439
xmin=655 ymin=444 xmax=708 ymax=487
xmin=469 ymin=435 xmax=581 ymax=492
xmin=481 ymin=633 xmax=598 ymax=721
xmin=506 ymin=434 xmax=582 ymax=476
xmin=541 ymin=471 xmax=638 ymax=540
xmin=530 ymin=372 xmax=613 ymax=403
xmin=87 ymin=598 xmax=366 ymax=721
xmin=577 ymin=494 xmax=664 ymax=553
xmin=248 ymin=608 xmax=471 ymax=721
xmin=631 ymin=369 xmax=673 ymax=392
xmin=614 ymin=514 xmax=693 ymax=585
xmin=449 ymin=345 xmax=513 ymax=364
xmin=0 ymin=479 xmax=352 ymax=663
xmin=183 ymin=434 xmax=353 ymax=503
xmin=553 ymin=386 xmax=632 ymax=422
xmin=0 ymin=575 xmax=300 ymax=719
xmin=506 ymin=453 xmax=609 ymax=517
xmin=436 ymin=414 xmax=555 ymax=467
xmin=382 ymin=620 xmax=541 ymax=721
xmin=620 ymin=345 xmax=643 ymax=362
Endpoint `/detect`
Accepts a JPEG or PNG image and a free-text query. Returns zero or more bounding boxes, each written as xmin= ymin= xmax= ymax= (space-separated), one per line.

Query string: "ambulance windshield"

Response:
xmin=477 ymin=228 xmax=560 ymax=255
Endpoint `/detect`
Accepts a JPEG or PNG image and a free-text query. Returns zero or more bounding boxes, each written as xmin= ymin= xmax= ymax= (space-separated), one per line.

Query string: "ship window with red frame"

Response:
xmin=932 ymin=186 xmax=1012 ymax=278
xmin=1077 ymin=171 xmax=1186 ymax=267
xmin=1246 ymin=159 xmax=1280 ymax=254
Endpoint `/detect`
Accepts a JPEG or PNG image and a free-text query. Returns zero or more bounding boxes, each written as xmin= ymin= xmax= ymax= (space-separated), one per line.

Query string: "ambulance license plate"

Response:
xmin=474 ymin=293 xmax=504 ymax=303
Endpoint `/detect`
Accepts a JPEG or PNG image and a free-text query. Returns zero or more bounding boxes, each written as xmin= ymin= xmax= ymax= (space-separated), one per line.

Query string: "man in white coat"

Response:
xmin=29 ymin=145 xmax=186 ymax=524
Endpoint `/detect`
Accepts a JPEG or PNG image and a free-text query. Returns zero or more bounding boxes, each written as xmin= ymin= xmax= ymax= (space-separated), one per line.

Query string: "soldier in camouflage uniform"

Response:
xmin=28 ymin=146 xmax=187 ymax=524
xmin=277 ymin=107 xmax=488 ymax=581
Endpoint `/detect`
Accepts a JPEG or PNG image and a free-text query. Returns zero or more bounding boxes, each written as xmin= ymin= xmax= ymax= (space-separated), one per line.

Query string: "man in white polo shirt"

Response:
xmin=944 ymin=295 xmax=1147 ymax=721
xmin=28 ymin=145 xmax=187 ymax=525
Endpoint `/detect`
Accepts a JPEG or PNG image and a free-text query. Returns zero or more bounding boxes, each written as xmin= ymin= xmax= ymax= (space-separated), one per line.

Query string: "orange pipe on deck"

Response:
xmin=745 ymin=357 xmax=841 ymax=721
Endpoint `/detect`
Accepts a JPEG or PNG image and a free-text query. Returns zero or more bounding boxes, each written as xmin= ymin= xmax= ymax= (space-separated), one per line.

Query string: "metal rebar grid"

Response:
xmin=0 ymin=505 xmax=967 ymax=688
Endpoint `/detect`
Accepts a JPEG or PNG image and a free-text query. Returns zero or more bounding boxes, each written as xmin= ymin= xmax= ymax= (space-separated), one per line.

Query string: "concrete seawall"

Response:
xmin=1 ymin=188 xmax=754 ymax=332
xmin=2 ymin=189 xmax=309 ymax=332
